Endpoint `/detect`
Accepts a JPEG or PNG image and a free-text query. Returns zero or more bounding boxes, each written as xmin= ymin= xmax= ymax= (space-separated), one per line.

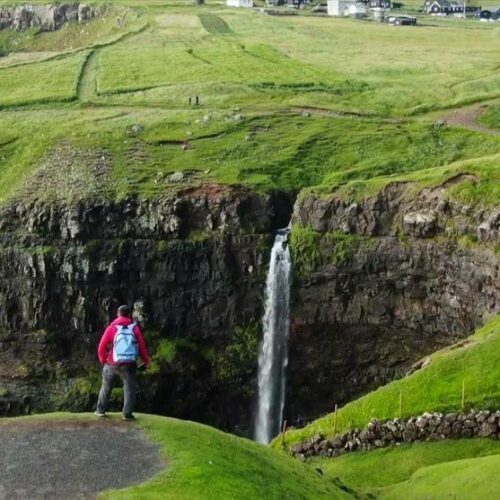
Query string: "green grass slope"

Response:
xmin=315 ymin=439 xmax=500 ymax=491
xmin=0 ymin=413 xmax=353 ymax=499
xmin=281 ymin=315 xmax=500 ymax=448
xmin=108 ymin=414 xmax=353 ymax=499
xmin=1 ymin=4 xmax=500 ymax=205
xmin=383 ymin=453 xmax=500 ymax=499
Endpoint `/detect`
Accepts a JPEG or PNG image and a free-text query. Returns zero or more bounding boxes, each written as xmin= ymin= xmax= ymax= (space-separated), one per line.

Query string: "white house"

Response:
xmin=327 ymin=0 xmax=367 ymax=16
xmin=227 ymin=0 xmax=253 ymax=7
xmin=348 ymin=2 xmax=367 ymax=17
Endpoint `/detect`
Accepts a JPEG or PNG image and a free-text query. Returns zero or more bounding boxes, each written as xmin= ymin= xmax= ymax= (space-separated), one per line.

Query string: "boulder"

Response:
xmin=402 ymin=210 xmax=437 ymax=238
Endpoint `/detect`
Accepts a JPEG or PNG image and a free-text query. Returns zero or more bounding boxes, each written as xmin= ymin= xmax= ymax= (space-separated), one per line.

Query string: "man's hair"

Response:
xmin=117 ymin=305 xmax=130 ymax=317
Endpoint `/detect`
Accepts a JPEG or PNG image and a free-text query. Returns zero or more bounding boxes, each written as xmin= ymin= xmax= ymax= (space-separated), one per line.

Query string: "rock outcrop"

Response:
xmin=0 ymin=185 xmax=293 ymax=430
xmin=0 ymin=175 xmax=498 ymax=434
xmin=0 ymin=3 xmax=99 ymax=32
xmin=286 ymin=182 xmax=499 ymax=423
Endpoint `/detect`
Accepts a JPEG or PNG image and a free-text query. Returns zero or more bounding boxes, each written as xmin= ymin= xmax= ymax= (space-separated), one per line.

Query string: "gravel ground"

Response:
xmin=0 ymin=419 xmax=165 ymax=499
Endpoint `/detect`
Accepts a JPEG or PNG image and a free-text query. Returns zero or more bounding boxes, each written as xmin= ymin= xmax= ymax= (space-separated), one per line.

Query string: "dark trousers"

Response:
xmin=96 ymin=364 xmax=136 ymax=415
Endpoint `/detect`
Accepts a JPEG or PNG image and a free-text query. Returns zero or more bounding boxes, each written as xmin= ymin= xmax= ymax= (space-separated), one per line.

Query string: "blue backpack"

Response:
xmin=112 ymin=323 xmax=138 ymax=363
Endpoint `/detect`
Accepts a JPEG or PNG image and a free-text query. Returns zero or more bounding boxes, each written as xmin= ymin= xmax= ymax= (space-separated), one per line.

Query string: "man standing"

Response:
xmin=95 ymin=305 xmax=150 ymax=420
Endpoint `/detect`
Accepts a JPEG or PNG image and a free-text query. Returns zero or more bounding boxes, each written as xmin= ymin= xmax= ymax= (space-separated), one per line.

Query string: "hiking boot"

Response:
xmin=122 ymin=413 xmax=136 ymax=421
xmin=94 ymin=410 xmax=106 ymax=417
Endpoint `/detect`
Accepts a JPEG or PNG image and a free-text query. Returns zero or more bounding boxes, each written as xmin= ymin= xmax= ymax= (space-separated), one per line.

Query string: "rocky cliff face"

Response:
xmin=286 ymin=180 xmax=499 ymax=423
xmin=0 ymin=184 xmax=294 ymax=430
xmin=0 ymin=3 xmax=98 ymax=32
xmin=0 ymin=176 xmax=498 ymax=435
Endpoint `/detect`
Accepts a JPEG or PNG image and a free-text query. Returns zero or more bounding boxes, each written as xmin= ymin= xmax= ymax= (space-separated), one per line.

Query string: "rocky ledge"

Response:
xmin=0 ymin=3 xmax=99 ymax=32
xmin=291 ymin=410 xmax=500 ymax=459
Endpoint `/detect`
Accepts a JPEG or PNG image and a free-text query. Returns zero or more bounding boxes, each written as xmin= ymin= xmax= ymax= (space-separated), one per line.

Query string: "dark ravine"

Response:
xmin=0 ymin=179 xmax=498 ymax=437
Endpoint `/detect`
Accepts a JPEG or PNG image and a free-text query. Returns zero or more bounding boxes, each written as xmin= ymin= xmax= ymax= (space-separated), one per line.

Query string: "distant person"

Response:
xmin=189 ymin=96 xmax=192 ymax=106
xmin=95 ymin=305 xmax=150 ymax=420
xmin=195 ymin=95 xmax=199 ymax=105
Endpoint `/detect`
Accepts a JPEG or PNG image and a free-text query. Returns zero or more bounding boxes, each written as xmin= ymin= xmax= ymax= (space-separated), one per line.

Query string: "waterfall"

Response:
xmin=254 ymin=227 xmax=292 ymax=444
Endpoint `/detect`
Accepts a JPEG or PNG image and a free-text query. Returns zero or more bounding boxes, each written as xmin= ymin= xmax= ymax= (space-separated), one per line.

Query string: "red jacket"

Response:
xmin=98 ymin=316 xmax=150 ymax=366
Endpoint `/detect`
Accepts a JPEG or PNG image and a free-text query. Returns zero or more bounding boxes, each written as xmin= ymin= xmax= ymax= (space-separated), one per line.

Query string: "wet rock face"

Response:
xmin=0 ymin=179 xmax=498 ymax=433
xmin=0 ymin=185 xmax=276 ymax=430
xmin=0 ymin=3 xmax=99 ymax=32
xmin=287 ymin=184 xmax=499 ymax=423
xmin=287 ymin=241 xmax=499 ymax=420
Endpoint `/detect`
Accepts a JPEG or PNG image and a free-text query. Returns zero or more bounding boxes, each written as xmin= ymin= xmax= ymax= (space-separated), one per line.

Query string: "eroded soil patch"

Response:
xmin=0 ymin=418 xmax=165 ymax=499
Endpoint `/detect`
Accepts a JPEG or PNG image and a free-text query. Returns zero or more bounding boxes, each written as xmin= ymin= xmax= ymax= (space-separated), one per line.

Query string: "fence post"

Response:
xmin=281 ymin=420 xmax=287 ymax=448
xmin=461 ymin=379 xmax=466 ymax=410
xmin=333 ymin=404 xmax=338 ymax=435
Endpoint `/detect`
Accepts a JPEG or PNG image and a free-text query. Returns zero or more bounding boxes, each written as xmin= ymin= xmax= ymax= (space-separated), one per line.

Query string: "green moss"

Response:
xmin=57 ymin=374 xmax=101 ymax=411
xmin=110 ymin=387 xmax=124 ymax=403
xmin=187 ymin=229 xmax=210 ymax=243
xmin=290 ymin=225 xmax=322 ymax=277
xmin=15 ymin=363 xmax=33 ymax=379
xmin=211 ymin=324 xmax=260 ymax=394
xmin=0 ymin=387 xmax=9 ymax=398
xmin=325 ymin=231 xmax=365 ymax=265
xmin=291 ymin=225 xmax=372 ymax=277
xmin=458 ymin=233 xmax=479 ymax=250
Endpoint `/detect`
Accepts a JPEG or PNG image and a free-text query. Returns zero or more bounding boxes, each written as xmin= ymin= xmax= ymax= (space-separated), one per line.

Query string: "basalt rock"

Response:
xmin=0 ymin=3 xmax=99 ymax=32
xmin=0 ymin=184 xmax=290 ymax=432
xmin=286 ymin=182 xmax=499 ymax=423
xmin=0 ymin=175 xmax=498 ymax=435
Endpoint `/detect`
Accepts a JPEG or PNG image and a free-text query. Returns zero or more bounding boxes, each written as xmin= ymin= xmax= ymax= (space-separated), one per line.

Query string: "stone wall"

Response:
xmin=0 ymin=3 xmax=99 ymax=32
xmin=291 ymin=410 xmax=500 ymax=459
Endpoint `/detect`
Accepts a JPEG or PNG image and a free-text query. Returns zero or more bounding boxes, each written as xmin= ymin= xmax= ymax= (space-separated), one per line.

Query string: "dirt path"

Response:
xmin=77 ymin=50 xmax=99 ymax=103
xmin=0 ymin=419 xmax=165 ymax=499
xmin=441 ymin=102 xmax=500 ymax=136
xmin=291 ymin=106 xmax=404 ymax=123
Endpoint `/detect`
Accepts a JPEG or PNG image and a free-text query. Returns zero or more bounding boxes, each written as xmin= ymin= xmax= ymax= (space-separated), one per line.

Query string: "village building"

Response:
xmin=424 ymin=0 xmax=477 ymax=15
xmin=369 ymin=0 xmax=390 ymax=8
xmin=327 ymin=0 xmax=367 ymax=16
xmin=227 ymin=0 xmax=253 ymax=7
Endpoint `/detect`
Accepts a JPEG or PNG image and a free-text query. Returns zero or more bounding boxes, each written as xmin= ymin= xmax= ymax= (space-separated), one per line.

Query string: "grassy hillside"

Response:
xmin=0 ymin=413 xmax=352 ymax=499
xmin=315 ymin=439 xmax=500 ymax=491
xmin=280 ymin=314 xmax=500 ymax=448
xmin=0 ymin=3 xmax=499 ymax=206
xmin=383 ymin=453 xmax=500 ymax=499
xmin=2 ymin=107 xmax=499 ymax=204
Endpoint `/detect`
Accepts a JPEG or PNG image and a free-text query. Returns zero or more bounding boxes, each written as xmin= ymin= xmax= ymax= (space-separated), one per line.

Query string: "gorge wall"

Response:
xmin=286 ymin=179 xmax=499 ymax=424
xmin=0 ymin=177 xmax=498 ymax=435
xmin=0 ymin=185 xmax=290 ymax=430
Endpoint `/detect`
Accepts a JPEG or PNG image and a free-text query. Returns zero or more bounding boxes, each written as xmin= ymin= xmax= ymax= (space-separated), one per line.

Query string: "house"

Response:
xmin=286 ymin=0 xmax=311 ymax=8
xmin=227 ymin=0 xmax=253 ymax=7
xmin=327 ymin=0 xmax=366 ymax=16
xmin=369 ymin=0 xmax=390 ymax=8
xmin=424 ymin=0 xmax=467 ymax=15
